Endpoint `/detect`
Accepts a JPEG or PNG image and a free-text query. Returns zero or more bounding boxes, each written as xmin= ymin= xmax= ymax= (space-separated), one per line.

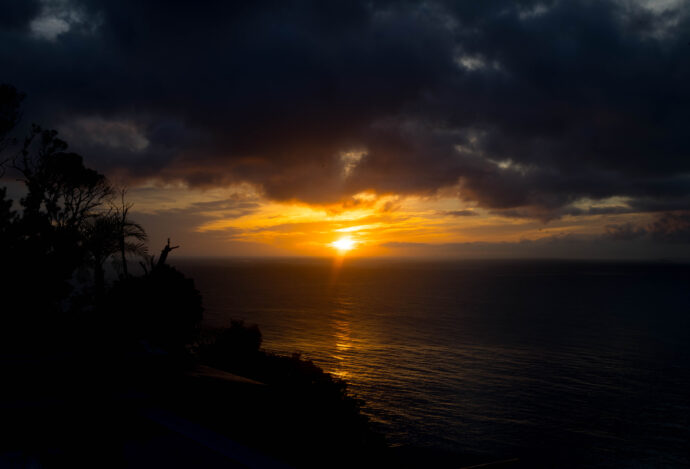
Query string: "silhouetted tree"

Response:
xmin=15 ymin=125 xmax=113 ymax=230
xmin=1 ymin=85 xmax=195 ymax=351
xmin=0 ymin=88 xmax=119 ymax=336
xmin=82 ymin=212 xmax=120 ymax=298
xmin=138 ymin=238 xmax=179 ymax=275
xmin=113 ymin=188 xmax=148 ymax=277
xmin=157 ymin=238 xmax=179 ymax=269
xmin=80 ymin=192 xmax=149 ymax=298
xmin=8 ymin=126 xmax=114 ymax=315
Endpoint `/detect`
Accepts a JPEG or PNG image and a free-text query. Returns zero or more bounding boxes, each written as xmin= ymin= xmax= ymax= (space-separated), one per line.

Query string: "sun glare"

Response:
xmin=331 ymin=236 xmax=356 ymax=253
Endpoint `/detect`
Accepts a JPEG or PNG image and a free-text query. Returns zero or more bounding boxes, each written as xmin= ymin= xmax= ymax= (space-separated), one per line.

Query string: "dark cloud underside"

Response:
xmin=2 ymin=0 xmax=689 ymax=219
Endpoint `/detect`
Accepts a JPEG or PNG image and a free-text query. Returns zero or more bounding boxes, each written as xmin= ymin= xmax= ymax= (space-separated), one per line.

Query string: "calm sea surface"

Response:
xmin=173 ymin=259 xmax=690 ymax=467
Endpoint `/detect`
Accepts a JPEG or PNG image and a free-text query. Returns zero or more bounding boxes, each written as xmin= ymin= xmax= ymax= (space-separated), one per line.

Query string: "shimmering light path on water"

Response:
xmin=174 ymin=259 xmax=690 ymax=467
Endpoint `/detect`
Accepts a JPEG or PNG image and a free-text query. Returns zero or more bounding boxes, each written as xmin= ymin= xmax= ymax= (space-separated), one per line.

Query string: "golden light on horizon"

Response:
xmin=331 ymin=236 xmax=356 ymax=253
xmin=136 ymin=184 xmax=653 ymax=258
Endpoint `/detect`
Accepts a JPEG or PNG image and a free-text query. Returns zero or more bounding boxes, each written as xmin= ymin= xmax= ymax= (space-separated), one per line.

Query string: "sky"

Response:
xmin=2 ymin=0 xmax=690 ymax=258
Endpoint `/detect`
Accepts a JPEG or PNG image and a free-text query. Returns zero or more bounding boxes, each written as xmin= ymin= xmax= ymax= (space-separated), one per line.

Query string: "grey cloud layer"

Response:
xmin=2 ymin=0 xmax=690 ymax=218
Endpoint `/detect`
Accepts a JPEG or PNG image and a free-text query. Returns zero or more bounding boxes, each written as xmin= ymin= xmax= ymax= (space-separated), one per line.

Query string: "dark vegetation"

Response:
xmin=0 ymin=83 xmax=385 ymax=467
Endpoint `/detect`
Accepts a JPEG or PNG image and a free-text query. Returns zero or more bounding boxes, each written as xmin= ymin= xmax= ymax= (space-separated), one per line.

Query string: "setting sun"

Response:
xmin=331 ymin=236 xmax=356 ymax=253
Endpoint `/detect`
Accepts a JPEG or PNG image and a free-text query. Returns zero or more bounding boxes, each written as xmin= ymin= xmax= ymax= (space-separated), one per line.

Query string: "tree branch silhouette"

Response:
xmin=157 ymin=238 xmax=180 ymax=269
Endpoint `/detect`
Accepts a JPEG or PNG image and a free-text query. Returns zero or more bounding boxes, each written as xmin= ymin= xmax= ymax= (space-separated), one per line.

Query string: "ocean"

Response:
xmin=172 ymin=258 xmax=690 ymax=467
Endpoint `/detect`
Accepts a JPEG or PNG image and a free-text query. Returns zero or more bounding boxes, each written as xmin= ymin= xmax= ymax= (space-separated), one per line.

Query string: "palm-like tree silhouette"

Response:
xmin=83 ymin=213 xmax=120 ymax=297
xmin=114 ymin=189 xmax=148 ymax=277
xmin=83 ymin=190 xmax=148 ymax=296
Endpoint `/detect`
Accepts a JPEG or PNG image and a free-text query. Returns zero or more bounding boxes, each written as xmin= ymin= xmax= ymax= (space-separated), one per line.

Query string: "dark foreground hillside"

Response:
xmin=1 ymin=331 xmax=515 ymax=468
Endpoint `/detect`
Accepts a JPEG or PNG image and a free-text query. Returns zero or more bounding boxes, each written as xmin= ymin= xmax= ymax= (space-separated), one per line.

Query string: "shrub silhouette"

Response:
xmin=201 ymin=320 xmax=262 ymax=367
xmin=106 ymin=264 xmax=203 ymax=351
xmin=197 ymin=321 xmax=385 ymax=466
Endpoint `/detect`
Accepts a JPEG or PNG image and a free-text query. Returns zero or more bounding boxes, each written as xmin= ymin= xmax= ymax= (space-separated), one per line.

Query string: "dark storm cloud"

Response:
xmin=605 ymin=222 xmax=648 ymax=240
xmin=605 ymin=210 xmax=690 ymax=242
xmin=2 ymin=0 xmax=690 ymax=220
xmin=0 ymin=0 xmax=40 ymax=30
xmin=648 ymin=211 xmax=690 ymax=242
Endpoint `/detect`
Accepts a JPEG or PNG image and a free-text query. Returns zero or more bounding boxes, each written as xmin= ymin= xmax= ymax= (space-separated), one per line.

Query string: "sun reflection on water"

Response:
xmin=332 ymin=316 xmax=353 ymax=380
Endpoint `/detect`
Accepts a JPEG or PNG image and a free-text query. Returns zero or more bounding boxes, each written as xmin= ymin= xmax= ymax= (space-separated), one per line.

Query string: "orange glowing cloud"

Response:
xmin=127 ymin=182 xmax=661 ymax=258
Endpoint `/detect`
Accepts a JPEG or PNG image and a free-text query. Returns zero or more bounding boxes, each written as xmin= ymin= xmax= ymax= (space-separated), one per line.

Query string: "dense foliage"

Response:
xmin=105 ymin=264 xmax=203 ymax=350
xmin=0 ymin=84 xmax=200 ymax=351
